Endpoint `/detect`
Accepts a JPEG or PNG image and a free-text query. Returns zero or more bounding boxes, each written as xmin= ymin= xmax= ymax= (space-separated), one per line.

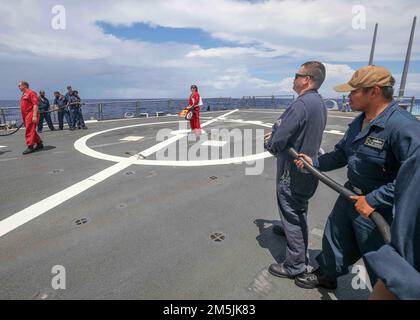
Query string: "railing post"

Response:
xmin=0 ymin=108 xmax=6 ymax=125
xmin=410 ymin=96 xmax=415 ymax=114
xmin=98 ymin=103 xmax=103 ymax=121
xmin=136 ymin=100 xmax=141 ymax=116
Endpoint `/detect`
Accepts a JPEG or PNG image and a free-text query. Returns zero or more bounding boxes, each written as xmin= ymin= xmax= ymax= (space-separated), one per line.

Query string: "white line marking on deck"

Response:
xmin=91 ymin=136 xmax=145 ymax=148
xmin=75 ymin=121 xmax=181 ymax=163
xmin=170 ymin=129 xmax=190 ymax=135
xmin=0 ymin=159 xmax=134 ymax=238
xmin=324 ymin=130 xmax=345 ymax=136
xmin=263 ymin=122 xmax=345 ymax=135
xmin=136 ymin=110 xmax=238 ymax=158
xmin=0 ymin=146 xmax=6 ymax=149
xmin=202 ymin=140 xmax=227 ymax=147
xmin=0 ymin=157 xmax=18 ymax=162
xmin=328 ymin=292 xmax=338 ymax=300
xmin=120 ymin=136 xmax=144 ymax=142
xmin=239 ymin=110 xmax=357 ymax=120
xmin=75 ymin=112 xmax=273 ymax=167
xmin=328 ymin=115 xmax=358 ymax=120
xmin=0 ymin=110 xmax=238 ymax=239
xmin=91 ymin=141 xmax=129 ymax=148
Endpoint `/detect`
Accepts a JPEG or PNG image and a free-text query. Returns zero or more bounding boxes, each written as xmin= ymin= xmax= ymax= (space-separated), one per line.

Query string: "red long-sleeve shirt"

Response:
xmin=20 ymin=89 xmax=39 ymax=114
xmin=189 ymin=92 xmax=201 ymax=108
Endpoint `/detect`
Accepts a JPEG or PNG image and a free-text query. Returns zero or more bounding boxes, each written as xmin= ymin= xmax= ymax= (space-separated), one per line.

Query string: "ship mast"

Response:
xmin=398 ymin=16 xmax=417 ymax=98
xmin=369 ymin=23 xmax=378 ymax=65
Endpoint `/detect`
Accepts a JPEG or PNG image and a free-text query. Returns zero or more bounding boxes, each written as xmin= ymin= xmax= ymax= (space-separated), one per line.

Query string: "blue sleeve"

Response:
xmin=366 ymin=119 xmax=420 ymax=208
xmin=266 ymin=102 xmax=305 ymax=155
xmin=364 ymin=154 xmax=420 ymax=299
xmin=312 ymin=131 xmax=348 ymax=172
xmin=365 ymin=245 xmax=420 ymax=299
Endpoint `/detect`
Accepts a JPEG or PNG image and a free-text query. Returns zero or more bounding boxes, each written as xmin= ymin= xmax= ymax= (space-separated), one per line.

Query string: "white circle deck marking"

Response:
xmin=75 ymin=117 xmax=273 ymax=167
xmin=0 ymin=110 xmax=241 ymax=238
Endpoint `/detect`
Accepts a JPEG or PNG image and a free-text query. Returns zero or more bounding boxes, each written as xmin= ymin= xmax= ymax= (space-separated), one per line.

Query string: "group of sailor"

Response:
xmin=18 ymin=82 xmax=87 ymax=155
xmin=265 ymin=63 xmax=420 ymax=299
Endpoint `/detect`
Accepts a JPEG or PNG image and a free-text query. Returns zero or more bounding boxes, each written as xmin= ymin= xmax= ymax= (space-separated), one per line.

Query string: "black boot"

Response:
xmin=294 ymin=269 xmax=337 ymax=290
xmin=268 ymin=263 xmax=296 ymax=279
xmin=35 ymin=143 xmax=44 ymax=151
xmin=22 ymin=146 xmax=35 ymax=155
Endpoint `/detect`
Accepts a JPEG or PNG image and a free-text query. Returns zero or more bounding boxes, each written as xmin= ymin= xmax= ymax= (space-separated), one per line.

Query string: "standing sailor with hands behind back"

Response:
xmin=37 ymin=90 xmax=56 ymax=133
xmin=264 ymin=61 xmax=327 ymax=280
xmin=188 ymin=85 xmax=203 ymax=136
xmin=18 ymin=81 xmax=44 ymax=155
xmin=294 ymin=66 xmax=420 ymax=291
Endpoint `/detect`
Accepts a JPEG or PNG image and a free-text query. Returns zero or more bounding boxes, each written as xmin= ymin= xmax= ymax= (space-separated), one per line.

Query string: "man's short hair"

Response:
xmin=363 ymin=76 xmax=395 ymax=101
xmin=301 ymin=61 xmax=326 ymax=89
xmin=54 ymin=91 xmax=60 ymax=95
xmin=20 ymin=81 xmax=29 ymax=88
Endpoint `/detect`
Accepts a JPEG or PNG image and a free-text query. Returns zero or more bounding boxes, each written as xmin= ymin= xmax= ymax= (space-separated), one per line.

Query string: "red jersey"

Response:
xmin=189 ymin=92 xmax=201 ymax=108
xmin=20 ymin=89 xmax=39 ymax=114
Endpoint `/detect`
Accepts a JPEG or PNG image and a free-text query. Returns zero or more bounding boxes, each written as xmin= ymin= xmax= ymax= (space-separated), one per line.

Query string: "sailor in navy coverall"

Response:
xmin=265 ymin=61 xmax=327 ymax=278
xmin=366 ymin=151 xmax=420 ymax=300
xmin=294 ymin=66 xmax=420 ymax=290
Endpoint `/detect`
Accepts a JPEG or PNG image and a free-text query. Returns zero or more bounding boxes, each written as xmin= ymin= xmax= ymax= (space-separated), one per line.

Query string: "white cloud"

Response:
xmin=324 ymin=63 xmax=355 ymax=79
xmin=186 ymin=47 xmax=281 ymax=59
xmin=0 ymin=0 xmax=419 ymax=99
xmin=204 ymin=68 xmax=280 ymax=90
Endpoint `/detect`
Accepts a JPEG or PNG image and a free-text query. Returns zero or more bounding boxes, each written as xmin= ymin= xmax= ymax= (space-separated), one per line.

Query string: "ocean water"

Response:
xmin=1 ymin=97 xmax=419 ymax=124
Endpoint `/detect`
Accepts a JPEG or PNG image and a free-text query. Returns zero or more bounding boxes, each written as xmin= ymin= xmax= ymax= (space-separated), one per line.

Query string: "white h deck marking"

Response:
xmin=324 ymin=130 xmax=345 ymax=136
xmin=120 ymin=136 xmax=144 ymax=142
xmin=202 ymin=141 xmax=227 ymax=147
xmin=0 ymin=110 xmax=238 ymax=239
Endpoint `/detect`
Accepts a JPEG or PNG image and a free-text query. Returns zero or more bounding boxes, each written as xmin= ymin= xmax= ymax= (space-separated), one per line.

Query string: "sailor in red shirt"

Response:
xmin=188 ymin=85 xmax=202 ymax=135
xmin=18 ymin=81 xmax=43 ymax=154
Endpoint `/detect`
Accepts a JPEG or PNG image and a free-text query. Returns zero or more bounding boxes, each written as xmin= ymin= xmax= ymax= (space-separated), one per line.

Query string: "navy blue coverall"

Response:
xmin=68 ymin=95 xmax=86 ymax=129
xmin=365 ymin=152 xmax=420 ymax=299
xmin=266 ymin=89 xmax=327 ymax=276
xmin=38 ymin=96 xmax=55 ymax=132
xmin=313 ymin=100 xmax=420 ymax=284
xmin=54 ymin=95 xmax=71 ymax=130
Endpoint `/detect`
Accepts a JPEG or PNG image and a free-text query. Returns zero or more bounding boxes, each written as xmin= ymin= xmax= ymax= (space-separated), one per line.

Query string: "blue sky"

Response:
xmin=99 ymin=20 xmax=420 ymax=79
xmin=97 ymin=22 xmax=243 ymax=49
xmin=0 ymin=0 xmax=419 ymax=99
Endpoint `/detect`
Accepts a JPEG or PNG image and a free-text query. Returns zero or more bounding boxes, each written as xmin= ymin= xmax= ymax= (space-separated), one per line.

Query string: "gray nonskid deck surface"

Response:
xmin=0 ymin=109 xmax=370 ymax=300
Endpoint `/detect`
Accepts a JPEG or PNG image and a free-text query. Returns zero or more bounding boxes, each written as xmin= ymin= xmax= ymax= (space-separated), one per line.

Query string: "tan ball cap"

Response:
xmin=334 ymin=65 xmax=394 ymax=92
